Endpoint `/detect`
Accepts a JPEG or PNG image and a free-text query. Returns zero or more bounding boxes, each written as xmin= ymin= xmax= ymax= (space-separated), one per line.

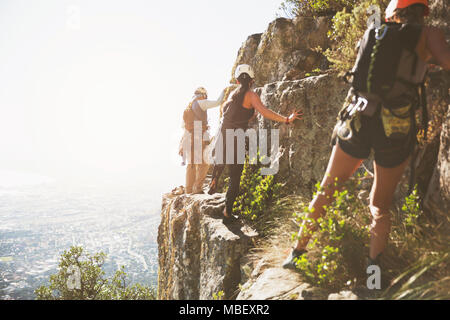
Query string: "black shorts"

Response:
xmin=336 ymin=112 xmax=415 ymax=168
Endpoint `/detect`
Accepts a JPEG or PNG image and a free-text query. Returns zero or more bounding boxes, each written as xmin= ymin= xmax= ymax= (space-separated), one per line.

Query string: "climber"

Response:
xmin=208 ymin=64 xmax=303 ymax=223
xmin=180 ymin=86 xmax=226 ymax=194
xmin=282 ymin=0 xmax=450 ymax=286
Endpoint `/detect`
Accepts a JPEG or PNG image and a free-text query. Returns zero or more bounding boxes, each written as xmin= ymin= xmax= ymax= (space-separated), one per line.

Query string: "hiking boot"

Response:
xmin=282 ymin=248 xmax=307 ymax=270
xmin=222 ymin=208 xmax=239 ymax=225
xmin=207 ymin=178 xmax=218 ymax=195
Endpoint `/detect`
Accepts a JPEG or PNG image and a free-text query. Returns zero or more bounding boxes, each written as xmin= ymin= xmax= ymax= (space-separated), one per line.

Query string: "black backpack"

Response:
xmin=344 ymin=22 xmax=429 ymax=194
xmin=344 ymin=22 xmax=427 ymax=116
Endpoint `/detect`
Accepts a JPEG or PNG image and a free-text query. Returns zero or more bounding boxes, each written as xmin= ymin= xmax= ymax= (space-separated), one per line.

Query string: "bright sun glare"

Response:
xmin=0 ymin=0 xmax=281 ymax=188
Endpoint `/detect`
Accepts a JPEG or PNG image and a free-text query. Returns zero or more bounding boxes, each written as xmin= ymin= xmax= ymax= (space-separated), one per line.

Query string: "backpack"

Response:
xmin=343 ymin=22 xmax=429 ymax=194
xmin=183 ymin=101 xmax=196 ymax=132
xmin=183 ymin=100 xmax=208 ymax=133
xmin=345 ymin=22 xmax=426 ymax=104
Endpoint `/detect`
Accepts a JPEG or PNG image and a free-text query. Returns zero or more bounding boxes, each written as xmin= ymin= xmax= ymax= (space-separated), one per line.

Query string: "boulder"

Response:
xmin=236 ymin=267 xmax=328 ymax=300
xmin=231 ymin=17 xmax=331 ymax=86
xmin=425 ymin=105 xmax=450 ymax=219
xmin=254 ymin=74 xmax=350 ymax=195
xmin=157 ymin=193 xmax=257 ymax=300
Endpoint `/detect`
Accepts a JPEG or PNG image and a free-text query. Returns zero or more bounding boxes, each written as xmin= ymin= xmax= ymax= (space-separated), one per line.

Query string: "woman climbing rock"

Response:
xmin=208 ymin=64 xmax=303 ymax=223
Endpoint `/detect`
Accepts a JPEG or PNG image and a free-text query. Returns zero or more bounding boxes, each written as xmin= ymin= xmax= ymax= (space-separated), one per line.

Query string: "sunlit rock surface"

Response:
xmin=157 ymin=193 xmax=257 ymax=300
xmin=158 ymin=6 xmax=449 ymax=300
xmin=231 ymin=16 xmax=330 ymax=86
xmin=254 ymin=74 xmax=349 ymax=195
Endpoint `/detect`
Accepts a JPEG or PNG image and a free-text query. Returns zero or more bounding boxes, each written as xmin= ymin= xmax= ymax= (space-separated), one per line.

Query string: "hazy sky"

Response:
xmin=0 ymin=0 xmax=282 ymax=189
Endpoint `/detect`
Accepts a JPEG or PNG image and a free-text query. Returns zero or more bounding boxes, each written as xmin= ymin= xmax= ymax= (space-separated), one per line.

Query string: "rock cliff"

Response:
xmin=425 ymin=104 xmax=450 ymax=218
xmin=253 ymin=74 xmax=349 ymax=195
xmin=424 ymin=2 xmax=450 ymax=230
xmin=157 ymin=193 xmax=257 ymax=300
xmin=158 ymin=2 xmax=449 ymax=300
xmin=231 ymin=16 xmax=331 ymax=87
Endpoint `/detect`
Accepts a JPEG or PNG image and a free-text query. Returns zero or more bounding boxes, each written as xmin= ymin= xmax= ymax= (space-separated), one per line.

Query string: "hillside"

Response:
xmin=157 ymin=2 xmax=450 ymax=300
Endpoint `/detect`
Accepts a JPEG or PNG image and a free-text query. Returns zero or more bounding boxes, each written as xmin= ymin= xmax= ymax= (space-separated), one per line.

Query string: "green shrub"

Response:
xmin=402 ymin=186 xmax=421 ymax=228
xmin=290 ymin=179 xmax=449 ymax=298
xmin=213 ymin=291 xmax=225 ymax=300
xmin=279 ymin=0 xmax=357 ymax=17
xmin=232 ymin=155 xmax=282 ymax=229
xmin=292 ymin=178 xmax=370 ymax=290
xmin=323 ymin=0 xmax=389 ymax=71
xmin=35 ymin=246 xmax=156 ymax=300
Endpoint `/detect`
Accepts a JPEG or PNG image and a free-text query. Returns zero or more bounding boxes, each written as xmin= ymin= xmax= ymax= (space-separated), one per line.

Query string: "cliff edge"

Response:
xmin=157 ymin=192 xmax=257 ymax=300
xmin=158 ymin=3 xmax=449 ymax=300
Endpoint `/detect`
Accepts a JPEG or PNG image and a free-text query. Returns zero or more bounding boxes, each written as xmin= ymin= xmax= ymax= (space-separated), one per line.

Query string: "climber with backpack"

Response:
xmin=180 ymin=86 xmax=226 ymax=194
xmin=282 ymin=0 xmax=450 ymax=287
xmin=208 ymin=64 xmax=303 ymax=223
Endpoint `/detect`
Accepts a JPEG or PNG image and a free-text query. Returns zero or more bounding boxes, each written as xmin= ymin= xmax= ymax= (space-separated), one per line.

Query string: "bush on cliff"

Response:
xmin=279 ymin=0 xmax=357 ymax=17
xmin=280 ymin=0 xmax=389 ymax=72
xmin=232 ymin=155 xmax=282 ymax=232
xmin=35 ymin=246 xmax=156 ymax=300
xmin=290 ymin=179 xmax=450 ymax=299
xmin=323 ymin=0 xmax=390 ymax=72
xmin=293 ymin=177 xmax=370 ymax=290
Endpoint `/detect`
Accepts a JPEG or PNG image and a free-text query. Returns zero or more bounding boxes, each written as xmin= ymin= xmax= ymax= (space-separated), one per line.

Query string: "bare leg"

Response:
xmin=294 ymin=145 xmax=364 ymax=251
xmin=193 ymin=163 xmax=210 ymax=193
xmin=369 ymin=158 xmax=409 ymax=259
xmin=185 ymin=164 xmax=196 ymax=194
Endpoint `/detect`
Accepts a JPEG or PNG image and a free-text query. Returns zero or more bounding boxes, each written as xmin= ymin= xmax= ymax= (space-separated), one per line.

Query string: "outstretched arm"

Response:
xmin=249 ymin=91 xmax=302 ymax=124
xmin=197 ymin=89 xmax=226 ymax=111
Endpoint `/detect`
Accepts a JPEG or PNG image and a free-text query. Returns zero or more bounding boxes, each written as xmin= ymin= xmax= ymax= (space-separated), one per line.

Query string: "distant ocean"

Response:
xmin=0 ymin=172 xmax=162 ymax=300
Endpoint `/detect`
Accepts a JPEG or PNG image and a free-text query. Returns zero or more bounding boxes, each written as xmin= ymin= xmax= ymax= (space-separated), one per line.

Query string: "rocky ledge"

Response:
xmin=157 ymin=192 xmax=257 ymax=300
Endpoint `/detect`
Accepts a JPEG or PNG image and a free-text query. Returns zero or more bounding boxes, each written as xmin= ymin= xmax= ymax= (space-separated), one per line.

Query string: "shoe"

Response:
xmin=282 ymin=248 xmax=307 ymax=270
xmin=223 ymin=215 xmax=239 ymax=225
xmin=207 ymin=178 xmax=217 ymax=195
xmin=222 ymin=209 xmax=239 ymax=225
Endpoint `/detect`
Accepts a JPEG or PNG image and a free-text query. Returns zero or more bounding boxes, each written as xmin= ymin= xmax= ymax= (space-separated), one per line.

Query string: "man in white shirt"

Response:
xmin=180 ymin=87 xmax=225 ymax=194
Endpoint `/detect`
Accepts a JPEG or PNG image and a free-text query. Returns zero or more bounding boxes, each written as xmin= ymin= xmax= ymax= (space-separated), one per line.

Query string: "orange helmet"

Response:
xmin=385 ymin=0 xmax=429 ymax=20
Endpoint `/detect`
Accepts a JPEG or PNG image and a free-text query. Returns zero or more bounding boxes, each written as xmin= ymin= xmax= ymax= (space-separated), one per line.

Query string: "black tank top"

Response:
xmin=222 ymin=97 xmax=255 ymax=130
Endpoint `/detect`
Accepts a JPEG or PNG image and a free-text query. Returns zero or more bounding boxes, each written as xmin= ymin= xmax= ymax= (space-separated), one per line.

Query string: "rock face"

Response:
xmin=228 ymin=16 xmax=347 ymax=195
xmin=157 ymin=193 xmax=257 ymax=300
xmin=426 ymin=106 xmax=450 ymax=218
xmin=232 ymin=17 xmax=331 ymax=86
xmin=429 ymin=0 xmax=450 ymax=40
xmin=423 ymin=2 xmax=450 ymax=220
xmin=254 ymin=74 xmax=349 ymax=195
xmin=158 ymin=8 xmax=449 ymax=301
xmin=237 ymin=267 xmax=328 ymax=300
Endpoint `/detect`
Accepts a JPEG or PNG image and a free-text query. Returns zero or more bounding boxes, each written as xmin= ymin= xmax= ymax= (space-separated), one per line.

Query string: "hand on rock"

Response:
xmin=287 ymin=109 xmax=303 ymax=124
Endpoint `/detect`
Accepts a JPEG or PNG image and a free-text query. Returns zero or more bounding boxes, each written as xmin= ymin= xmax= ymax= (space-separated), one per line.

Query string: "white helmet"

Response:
xmin=235 ymin=64 xmax=255 ymax=80
xmin=194 ymin=87 xmax=208 ymax=97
